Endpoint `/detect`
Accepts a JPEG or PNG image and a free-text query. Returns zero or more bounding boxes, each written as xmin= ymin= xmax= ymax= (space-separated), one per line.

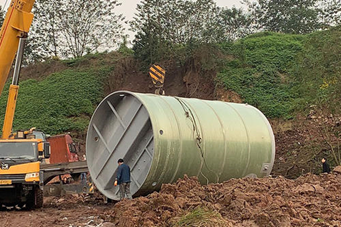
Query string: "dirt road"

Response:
xmin=0 ymin=195 xmax=115 ymax=227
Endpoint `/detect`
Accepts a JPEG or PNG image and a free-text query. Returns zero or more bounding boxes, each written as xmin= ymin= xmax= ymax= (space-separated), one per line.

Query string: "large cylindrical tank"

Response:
xmin=86 ymin=91 xmax=275 ymax=200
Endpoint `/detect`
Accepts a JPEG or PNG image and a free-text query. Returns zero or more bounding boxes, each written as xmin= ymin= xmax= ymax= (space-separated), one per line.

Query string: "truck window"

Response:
xmin=33 ymin=131 xmax=46 ymax=140
xmin=0 ymin=142 xmax=38 ymax=161
xmin=68 ymin=143 xmax=77 ymax=153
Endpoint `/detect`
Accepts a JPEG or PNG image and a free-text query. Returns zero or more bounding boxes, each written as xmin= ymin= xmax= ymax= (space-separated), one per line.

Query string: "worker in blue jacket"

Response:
xmin=114 ymin=158 xmax=132 ymax=200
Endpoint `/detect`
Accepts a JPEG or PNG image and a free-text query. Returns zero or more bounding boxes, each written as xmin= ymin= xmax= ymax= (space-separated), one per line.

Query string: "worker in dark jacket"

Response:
xmin=114 ymin=158 xmax=132 ymax=200
xmin=322 ymin=158 xmax=331 ymax=173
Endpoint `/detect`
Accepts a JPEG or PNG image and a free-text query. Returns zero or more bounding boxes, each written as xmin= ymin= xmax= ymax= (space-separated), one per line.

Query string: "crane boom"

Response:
xmin=0 ymin=0 xmax=35 ymax=97
xmin=0 ymin=1 xmax=52 ymax=210
xmin=2 ymin=38 xmax=26 ymax=139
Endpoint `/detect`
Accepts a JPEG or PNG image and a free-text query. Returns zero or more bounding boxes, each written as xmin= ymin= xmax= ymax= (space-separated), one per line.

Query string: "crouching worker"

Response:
xmin=114 ymin=158 xmax=132 ymax=200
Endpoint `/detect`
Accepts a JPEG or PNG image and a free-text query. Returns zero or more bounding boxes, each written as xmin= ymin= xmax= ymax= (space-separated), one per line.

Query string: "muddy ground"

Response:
xmin=1 ymin=167 xmax=341 ymax=227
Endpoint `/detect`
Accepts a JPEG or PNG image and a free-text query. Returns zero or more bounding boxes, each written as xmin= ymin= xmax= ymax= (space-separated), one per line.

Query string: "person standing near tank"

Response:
xmin=321 ymin=158 xmax=331 ymax=173
xmin=114 ymin=158 xmax=132 ymax=200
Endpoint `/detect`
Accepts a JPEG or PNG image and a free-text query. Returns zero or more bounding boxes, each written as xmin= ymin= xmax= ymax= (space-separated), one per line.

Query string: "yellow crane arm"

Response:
xmin=2 ymin=38 xmax=26 ymax=139
xmin=0 ymin=0 xmax=35 ymax=97
xmin=2 ymin=84 xmax=19 ymax=139
xmin=0 ymin=1 xmax=36 ymax=139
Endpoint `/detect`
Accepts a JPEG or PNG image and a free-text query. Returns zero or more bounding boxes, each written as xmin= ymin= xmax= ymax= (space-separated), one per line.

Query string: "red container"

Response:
xmin=47 ymin=134 xmax=78 ymax=164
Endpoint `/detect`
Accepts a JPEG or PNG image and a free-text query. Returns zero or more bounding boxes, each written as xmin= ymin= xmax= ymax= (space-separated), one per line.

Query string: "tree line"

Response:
xmin=0 ymin=0 xmax=340 ymax=63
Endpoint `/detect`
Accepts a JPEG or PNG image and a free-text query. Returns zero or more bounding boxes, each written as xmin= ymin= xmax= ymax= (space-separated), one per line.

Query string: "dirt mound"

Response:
xmin=1 ymin=171 xmax=341 ymax=226
xmin=109 ymin=171 xmax=341 ymax=226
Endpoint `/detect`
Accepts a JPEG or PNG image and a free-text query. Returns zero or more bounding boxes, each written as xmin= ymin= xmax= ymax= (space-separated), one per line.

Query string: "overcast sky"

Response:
xmin=116 ymin=0 xmax=243 ymax=23
xmin=0 ymin=0 xmax=243 ymax=18
xmin=0 ymin=0 xmax=244 ymax=41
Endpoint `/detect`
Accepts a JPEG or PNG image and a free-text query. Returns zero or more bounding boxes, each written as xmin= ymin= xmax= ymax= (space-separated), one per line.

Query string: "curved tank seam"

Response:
xmin=201 ymin=101 xmax=227 ymax=182
xmin=158 ymin=96 xmax=183 ymax=183
xmin=250 ymin=106 xmax=276 ymax=175
xmin=224 ymin=103 xmax=251 ymax=177
xmin=180 ymin=99 xmax=207 ymax=182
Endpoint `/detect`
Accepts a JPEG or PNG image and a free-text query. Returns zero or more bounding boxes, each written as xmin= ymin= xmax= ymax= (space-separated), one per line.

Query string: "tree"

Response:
xmin=29 ymin=0 xmax=61 ymax=59
xmin=243 ymin=0 xmax=321 ymax=34
xmin=130 ymin=0 xmax=169 ymax=66
xmin=218 ymin=7 xmax=255 ymax=40
xmin=132 ymin=0 xmax=224 ymax=44
xmin=27 ymin=0 xmax=125 ymax=60
xmin=131 ymin=0 xmax=224 ymax=66
xmin=319 ymin=0 xmax=341 ymax=28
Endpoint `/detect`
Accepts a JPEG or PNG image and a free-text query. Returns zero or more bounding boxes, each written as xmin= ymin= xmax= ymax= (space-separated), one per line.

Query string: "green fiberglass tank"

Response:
xmin=86 ymin=91 xmax=275 ymax=200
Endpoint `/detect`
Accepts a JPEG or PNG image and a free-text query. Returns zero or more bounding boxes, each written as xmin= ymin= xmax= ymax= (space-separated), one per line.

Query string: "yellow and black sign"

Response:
xmin=149 ymin=64 xmax=166 ymax=85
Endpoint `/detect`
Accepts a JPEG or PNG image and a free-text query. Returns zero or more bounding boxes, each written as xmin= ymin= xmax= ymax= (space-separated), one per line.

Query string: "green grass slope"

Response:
xmin=217 ymin=32 xmax=305 ymax=119
xmin=291 ymin=26 xmax=341 ymax=114
xmin=0 ymin=54 xmax=114 ymax=135
xmin=217 ymin=26 xmax=341 ymax=119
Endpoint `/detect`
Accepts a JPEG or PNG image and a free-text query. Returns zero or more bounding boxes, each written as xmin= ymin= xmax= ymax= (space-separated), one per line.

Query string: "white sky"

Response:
xmin=0 ymin=0 xmax=243 ymax=19
xmin=0 ymin=0 xmax=244 ymax=42
xmin=115 ymin=0 xmax=243 ymax=23
xmin=115 ymin=0 xmax=244 ymax=40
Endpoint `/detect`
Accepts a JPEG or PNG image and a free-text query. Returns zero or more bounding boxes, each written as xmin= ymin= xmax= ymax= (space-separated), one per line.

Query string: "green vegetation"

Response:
xmin=0 ymin=26 xmax=339 ymax=136
xmin=0 ymin=67 xmax=108 ymax=135
xmin=217 ymin=32 xmax=305 ymax=119
xmin=291 ymin=26 xmax=341 ymax=114
xmin=216 ymin=26 xmax=341 ymax=119
xmin=175 ymin=207 xmax=227 ymax=226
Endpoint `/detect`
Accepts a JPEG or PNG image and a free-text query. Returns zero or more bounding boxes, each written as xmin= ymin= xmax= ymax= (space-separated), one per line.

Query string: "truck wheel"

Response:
xmin=34 ymin=187 xmax=44 ymax=208
xmin=26 ymin=187 xmax=43 ymax=210
xmin=25 ymin=196 xmax=35 ymax=210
